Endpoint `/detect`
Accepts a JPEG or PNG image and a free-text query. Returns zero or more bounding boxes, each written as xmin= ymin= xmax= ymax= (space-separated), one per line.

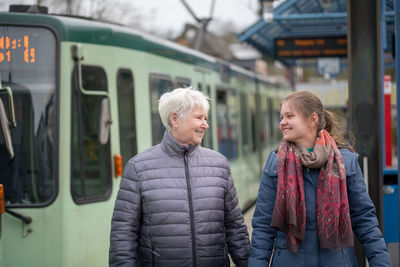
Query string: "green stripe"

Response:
xmin=0 ymin=13 xmax=217 ymax=70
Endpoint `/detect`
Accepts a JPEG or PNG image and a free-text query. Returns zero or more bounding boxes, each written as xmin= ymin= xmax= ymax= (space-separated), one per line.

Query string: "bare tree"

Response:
xmin=3 ymin=0 xmax=175 ymax=38
xmin=39 ymin=0 xmax=142 ymax=26
xmin=89 ymin=0 xmax=114 ymax=20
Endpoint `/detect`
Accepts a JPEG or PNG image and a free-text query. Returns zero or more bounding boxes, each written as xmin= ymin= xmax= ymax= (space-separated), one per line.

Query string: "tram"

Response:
xmin=0 ymin=5 xmax=291 ymax=267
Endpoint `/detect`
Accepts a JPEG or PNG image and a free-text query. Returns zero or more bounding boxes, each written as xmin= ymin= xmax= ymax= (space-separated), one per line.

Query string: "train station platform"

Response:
xmin=243 ymin=205 xmax=255 ymax=240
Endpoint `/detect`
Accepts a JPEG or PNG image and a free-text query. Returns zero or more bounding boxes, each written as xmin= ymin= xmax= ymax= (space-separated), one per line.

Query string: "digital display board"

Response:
xmin=0 ymin=26 xmax=56 ymax=92
xmin=0 ymin=26 xmax=56 ymax=77
xmin=0 ymin=35 xmax=35 ymax=64
xmin=275 ymin=36 xmax=347 ymax=59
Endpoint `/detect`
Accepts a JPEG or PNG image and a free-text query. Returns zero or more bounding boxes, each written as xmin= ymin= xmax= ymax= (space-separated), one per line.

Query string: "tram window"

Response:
xmin=240 ymin=93 xmax=250 ymax=151
xmin=272 ymin=98 xmax=282 ymax=143
xmin=240 ymin=93 xmax=256 ymax=153
xmin=266 ymin=97 xmax=274 ymax=145
xmin=216 ymin=88 xmax=238 ymax=160
xmin=249 ymin=94 xmax=256 ymax=152
xmin=175 ymin=77 xmax=191 ymax=88
xmin=150 ymin=74 xmax=173 ymax=145
xmin=259 ymin=96 xmax=270 ymax=148
xmin=201 ymin=84 xmax=213 ymax=149
xmin=71 ymin=65 xmax=112 ymax=203
xmin=206 ymin=85 xmax=213 ymax=148
xmin=117 ymin=69 xmax=137 ymax=167
xmin=0 ymin=26 xmax=57 ymax=206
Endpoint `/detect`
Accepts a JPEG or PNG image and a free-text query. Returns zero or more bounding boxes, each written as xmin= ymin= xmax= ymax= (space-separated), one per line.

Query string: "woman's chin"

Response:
xmin=193 ymin=138 xmax=203 ymax=145
xmin=283 ymin=136 xmax=294 ymax=143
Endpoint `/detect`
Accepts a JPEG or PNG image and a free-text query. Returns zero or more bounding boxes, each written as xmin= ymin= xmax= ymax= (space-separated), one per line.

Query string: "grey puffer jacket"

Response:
xmin=109 ymin=131 xmax=250 ymax=267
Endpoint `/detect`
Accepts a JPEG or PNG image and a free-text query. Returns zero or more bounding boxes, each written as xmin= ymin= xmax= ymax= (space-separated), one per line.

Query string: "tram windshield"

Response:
xmin=0 ymin=26 xmax=57 ymax=206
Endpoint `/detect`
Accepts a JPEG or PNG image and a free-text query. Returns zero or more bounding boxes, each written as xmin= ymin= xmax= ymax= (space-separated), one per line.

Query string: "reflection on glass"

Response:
xmin=71 ymin=65 xmax=111 ymax=202
xmin=216 ymin=89 xmax=237 ymax=160
xmin=150 ymin=75 xmax=173 ymax=145
xmin=117 ymin=69 xmax=137 ymax=167
xmin=0 ymin=26 xmax=56 ymax=205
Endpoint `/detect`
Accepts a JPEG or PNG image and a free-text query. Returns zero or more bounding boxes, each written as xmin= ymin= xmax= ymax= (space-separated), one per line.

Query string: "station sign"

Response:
xmin=275 ymin=36 xmax=347 ymax=59
xmin=384 ymin=74 xmax=392 ymax=95
xmin=317 ymin=57 xmax=340 ymax=77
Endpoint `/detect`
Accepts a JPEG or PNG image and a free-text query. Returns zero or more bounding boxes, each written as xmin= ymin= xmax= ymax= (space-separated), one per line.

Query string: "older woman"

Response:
xmin=109 ymin=87 xmax=249 ymax=267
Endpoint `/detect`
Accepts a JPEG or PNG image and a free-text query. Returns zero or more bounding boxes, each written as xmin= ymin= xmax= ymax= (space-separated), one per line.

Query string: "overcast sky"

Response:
xmin=0 ymin=0 xmax=262 ymax=37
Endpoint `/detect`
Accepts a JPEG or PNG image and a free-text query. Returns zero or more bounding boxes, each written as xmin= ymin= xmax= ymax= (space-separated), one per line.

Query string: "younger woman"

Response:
xmin=248 ymin=91 xmax=391 ymax=266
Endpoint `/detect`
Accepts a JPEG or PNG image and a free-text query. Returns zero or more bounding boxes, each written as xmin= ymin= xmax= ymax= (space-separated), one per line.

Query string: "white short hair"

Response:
xmin=159 ymin=87 xmax=210 ymax=132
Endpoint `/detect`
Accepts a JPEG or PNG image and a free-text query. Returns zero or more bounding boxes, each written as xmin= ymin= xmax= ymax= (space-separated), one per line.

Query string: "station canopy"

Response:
xmin=238 ymin=0 xmax=395 ymax=65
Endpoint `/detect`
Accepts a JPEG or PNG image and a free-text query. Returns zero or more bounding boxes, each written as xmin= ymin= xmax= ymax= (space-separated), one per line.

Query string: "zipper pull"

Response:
xmin=183 ymin=148 xmax=189 ymax=163
xmin=151 ymin=250 xmax=160 ymax=257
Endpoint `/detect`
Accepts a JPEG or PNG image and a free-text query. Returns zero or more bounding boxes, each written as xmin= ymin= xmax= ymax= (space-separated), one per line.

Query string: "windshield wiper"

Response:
xmin=0 ymin=76 xmax=17 ymax=159
xmin=5 ymin=208 xmax=32 ymax=224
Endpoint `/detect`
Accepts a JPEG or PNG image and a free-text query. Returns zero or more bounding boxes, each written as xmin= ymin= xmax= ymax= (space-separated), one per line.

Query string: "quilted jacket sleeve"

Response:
xmin=224 ymin=165 xmax=250 ymax=267
xmin=248 ymin=151 xmax=278 ymax=267
xmin=344 ymin=151 xmax=392 ymax=267
xmin=109 ymin=161 xmax=142 ymax=267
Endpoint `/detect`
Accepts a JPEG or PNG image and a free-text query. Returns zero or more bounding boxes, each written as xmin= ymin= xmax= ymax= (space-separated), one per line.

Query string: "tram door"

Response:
xmin=68 ymin=44 xmax=115 ymax=266
xmin=195 ymin=69 xmax=213 ymax=149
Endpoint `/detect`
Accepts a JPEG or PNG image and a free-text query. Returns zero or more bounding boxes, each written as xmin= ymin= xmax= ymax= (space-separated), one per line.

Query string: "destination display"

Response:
xmin=0 ymin=35 xmax=36 ymax=64
xmin=275 ymin=36 xmax=347 ymax=59
xmin=0 ymin=26 xmax=56 ymax=74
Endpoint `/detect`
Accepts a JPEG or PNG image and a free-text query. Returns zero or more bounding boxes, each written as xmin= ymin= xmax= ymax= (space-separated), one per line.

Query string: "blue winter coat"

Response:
xmin=248 ymin=149 xmax=392 ymax=267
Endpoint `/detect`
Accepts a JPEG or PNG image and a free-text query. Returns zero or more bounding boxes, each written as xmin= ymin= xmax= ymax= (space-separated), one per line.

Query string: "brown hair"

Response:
xmin=283 ymin=91 xmax=354 ymax=151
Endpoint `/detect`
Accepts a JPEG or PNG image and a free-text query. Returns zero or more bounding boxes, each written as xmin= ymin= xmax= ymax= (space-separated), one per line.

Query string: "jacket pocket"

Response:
xmin=273 ymin=234 xmax=305 ymax=267
xmin=224 ymin=243 xmax=230 ymax=267
xmin=271 ymin=247 xmax=281 ymax=266
xmin=151 ymin=244 xmax=160 ymax=267
xmin=342 ymin=249 xmax=349 ymax=267
xmin=319 ymin=248 xmax=349 ymax=267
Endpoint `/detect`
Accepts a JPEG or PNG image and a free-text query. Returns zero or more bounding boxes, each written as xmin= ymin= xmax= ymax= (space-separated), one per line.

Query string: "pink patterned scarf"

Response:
xmin=271 ymin=129 xmax=354 ymax=253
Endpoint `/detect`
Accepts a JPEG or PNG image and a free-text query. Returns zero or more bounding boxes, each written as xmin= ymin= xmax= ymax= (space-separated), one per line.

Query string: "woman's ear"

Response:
xmin=170 ymin=112 xmax=179 ymax=129
xmin=310 ymin=112 xmax=319 ymax=128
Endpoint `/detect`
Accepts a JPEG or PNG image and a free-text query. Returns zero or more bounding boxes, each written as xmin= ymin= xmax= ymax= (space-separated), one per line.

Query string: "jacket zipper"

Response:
xmin=184 ymin=150 xmax=197 ymax=267
xmin=151 ymin=244 xmax=160 ymax=267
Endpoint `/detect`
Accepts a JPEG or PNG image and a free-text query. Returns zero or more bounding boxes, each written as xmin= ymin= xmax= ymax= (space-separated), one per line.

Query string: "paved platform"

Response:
xmin=243 ymin=205 xmax=255 ymax=241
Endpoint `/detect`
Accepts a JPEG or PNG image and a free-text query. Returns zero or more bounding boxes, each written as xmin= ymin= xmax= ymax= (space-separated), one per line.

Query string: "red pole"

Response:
xmin=384 ymin=75 xmax=392 ymax=167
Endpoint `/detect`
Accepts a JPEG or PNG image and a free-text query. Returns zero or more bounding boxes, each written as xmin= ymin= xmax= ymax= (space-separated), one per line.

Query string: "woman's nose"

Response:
xmin=202 ymin=119 xmax=209 ymax=129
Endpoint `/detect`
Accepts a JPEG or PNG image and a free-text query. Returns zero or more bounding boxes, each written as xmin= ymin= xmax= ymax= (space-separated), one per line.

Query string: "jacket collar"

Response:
xmin=161 ymin=131 xmax=198 ymax=158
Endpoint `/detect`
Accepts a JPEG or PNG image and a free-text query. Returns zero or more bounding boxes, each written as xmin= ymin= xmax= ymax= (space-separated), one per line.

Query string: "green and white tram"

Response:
xmin=0 ymin=6 xmax=290 ymax=267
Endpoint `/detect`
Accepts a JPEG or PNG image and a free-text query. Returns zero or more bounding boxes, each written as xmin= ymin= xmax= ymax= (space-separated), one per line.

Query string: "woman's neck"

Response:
xmin=295 ymin=138 xmax=315 ymax=150
xmin=295 ymin=128 xmax=318 ymax=149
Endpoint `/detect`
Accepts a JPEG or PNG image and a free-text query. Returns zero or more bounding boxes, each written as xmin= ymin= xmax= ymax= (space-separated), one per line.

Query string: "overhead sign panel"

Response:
xmin=275 ymin=36 xmax=347 ymax=59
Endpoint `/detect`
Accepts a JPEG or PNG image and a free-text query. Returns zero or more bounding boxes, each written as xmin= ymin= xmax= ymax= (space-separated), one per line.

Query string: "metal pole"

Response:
xmin=347 ymin=0 xmax=383 ymax=265
xmin=394 ymin=0 xmax=400 ymax=259
xmin=381 ymin=0 xmax=386 ymax=168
